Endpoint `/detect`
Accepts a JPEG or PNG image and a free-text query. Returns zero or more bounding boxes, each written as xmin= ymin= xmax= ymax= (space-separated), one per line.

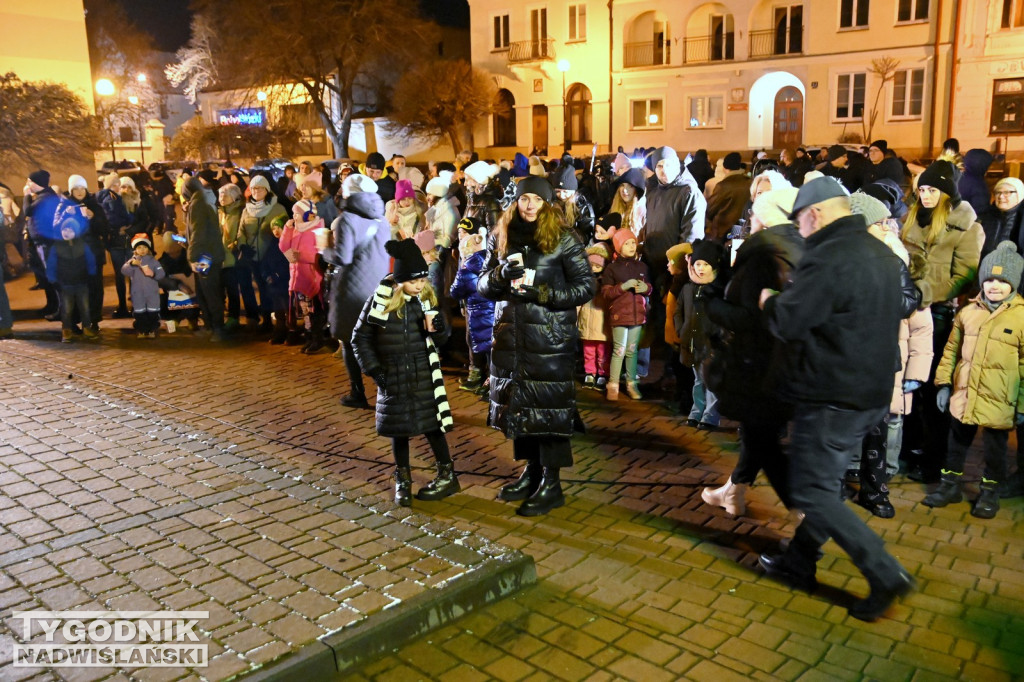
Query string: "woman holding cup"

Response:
xmin=479 ymin=176 xmax=595 ymax=516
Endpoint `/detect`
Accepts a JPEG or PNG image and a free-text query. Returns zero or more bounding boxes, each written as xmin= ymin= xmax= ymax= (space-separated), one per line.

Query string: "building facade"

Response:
xmin=468 ymin=0 xmax=981 ymax=160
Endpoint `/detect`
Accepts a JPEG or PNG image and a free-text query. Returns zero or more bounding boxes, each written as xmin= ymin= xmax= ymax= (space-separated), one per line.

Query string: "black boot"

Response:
xmin=499 ymin=463 xmax=542 ymax=502
xmin=972 ymin=479 xmax=1000 ymax=519
xmin=340 ymin=389 xmax=369 ymax=409
xmin=516 ymin=467 xmax=565 ymax=516
xmin=416 ymin=461 xmax=460 ymax=501
xmin=998 ymin=469 xmax=1024 ymax=499
xmin=394 ymin=467 xmax=412 ymax=507
xmin=922 ymin=470 xmax=963 ymax=507
xmin=848 ymin=569 xmax=916 ymax=622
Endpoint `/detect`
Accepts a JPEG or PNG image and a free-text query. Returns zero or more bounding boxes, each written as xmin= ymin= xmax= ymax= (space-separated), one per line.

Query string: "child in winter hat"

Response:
xmin=600 ymin=228 xmax=650 ymax=401
xmin=927 ymin=240 xmax=1024 ymax=519
xmin=350 ymin=237 xmax=456 ymax=508
xmin=578 ymin=245 xmax=612 ymax=390
xmin=680 ymin=239 xmax=726 ymax=430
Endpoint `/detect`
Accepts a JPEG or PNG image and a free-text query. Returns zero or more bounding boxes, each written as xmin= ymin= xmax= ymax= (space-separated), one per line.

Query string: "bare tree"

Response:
xmin=169 ymin=116 xmax=297 ymax=163
xmin=387 ymin=60 xmax=501 ymax=155
xmin=165 ymin=15 xmax=218 ymax=105
xmin=173 ymin=0 xmax=439 ymax=158
xmin=862 ymin=57 xmax=901 ymax=144
xmin=0 ymin=73 xmax=102 ymax=167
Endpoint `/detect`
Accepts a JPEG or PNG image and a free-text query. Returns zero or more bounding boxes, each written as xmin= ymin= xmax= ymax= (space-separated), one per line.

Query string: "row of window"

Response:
xmin=491 ymin=0 xmax=944 ymax=51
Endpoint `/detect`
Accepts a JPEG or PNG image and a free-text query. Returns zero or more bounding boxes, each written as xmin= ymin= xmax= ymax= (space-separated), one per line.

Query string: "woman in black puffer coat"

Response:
xmin=352 ymin=239 xmax=456 ymax=507
xmin=478 ymin=176 xmax=595 ymax=517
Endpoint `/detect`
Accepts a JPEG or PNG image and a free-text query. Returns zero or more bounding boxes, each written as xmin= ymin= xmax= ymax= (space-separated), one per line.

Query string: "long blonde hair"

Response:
xmin=492 ymin=201 xmax=566 ymax=257
xmin=610 ymin=193 xmax=636 ymax=234
xmin=381 ymin=280 xmax=438 ymax=318
xmin=903 ymin=193 xmax=952 ymax=247
xmin=121 ymin=186 xmax=141 ymax=214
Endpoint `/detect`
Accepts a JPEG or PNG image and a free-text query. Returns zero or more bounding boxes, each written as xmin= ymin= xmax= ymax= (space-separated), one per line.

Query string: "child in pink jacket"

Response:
xmin=280 ymin=199 xmax=326 ymax=353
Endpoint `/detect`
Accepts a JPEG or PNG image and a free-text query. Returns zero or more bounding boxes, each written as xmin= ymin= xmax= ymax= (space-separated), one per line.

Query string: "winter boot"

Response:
xmin=459 ymin=367 xmax=483 ymax=392
xmin=972 ymin=479 xmax=1000 ymax=519
xmin=285 ymin=329 xmax=305 ymax=346
xmin=517 ymin=467 xmax=565 ymax=516
xmin=499 ymin=462 xmax=542 ymax=501
xmin=625 ymin=381 xmax=642 ymax=400
xmin=340 ymin=389 xmax=370 ymax=409
xmin=606 ymin=382 xmax=620 ymax=401
xmin=701 ymin=479 xmax=748 ymax=516
xmin=416 ymin=461 xmax=461 ymax=501
xmin=922 ymin=470 xmax=964 ymax=507
xmin=394 ymin=467 xmax=412 ymax=507
xmin=583 ymin=374 xmax=595 ymax=389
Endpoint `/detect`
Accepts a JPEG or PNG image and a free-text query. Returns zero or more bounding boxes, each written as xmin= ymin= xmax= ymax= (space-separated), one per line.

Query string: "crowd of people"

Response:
xmin=3 ymin=137 xmax=1024 ymax=621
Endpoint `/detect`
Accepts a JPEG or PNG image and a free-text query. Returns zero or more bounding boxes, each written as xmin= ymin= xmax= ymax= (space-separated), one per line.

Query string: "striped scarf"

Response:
xmin=367 ymin=280 xmax=453 ymax=433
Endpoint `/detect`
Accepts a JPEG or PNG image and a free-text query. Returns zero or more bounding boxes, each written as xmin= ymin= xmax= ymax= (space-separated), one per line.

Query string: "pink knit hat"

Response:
xmin=395 ymin=179 xmax=415 ymax=202
xmin=612 ymin=228 xmax=636 ymax=255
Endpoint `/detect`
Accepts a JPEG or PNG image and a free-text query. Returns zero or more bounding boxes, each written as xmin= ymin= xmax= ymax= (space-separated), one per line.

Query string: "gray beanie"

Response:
xmin=979 ymin=241 xmax=1024 ymax=290
xmin=850 ymin=192 xmax=890 ymax=227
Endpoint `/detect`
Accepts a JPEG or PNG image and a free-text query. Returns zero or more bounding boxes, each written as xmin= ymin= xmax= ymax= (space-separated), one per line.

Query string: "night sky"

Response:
xmin=119 ymin=0 xmax=470 ymax=52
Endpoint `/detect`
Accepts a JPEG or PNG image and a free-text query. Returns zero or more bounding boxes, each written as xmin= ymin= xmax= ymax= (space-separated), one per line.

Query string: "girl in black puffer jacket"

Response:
xmin=479 ymin=176 xmax=595 ymax=517
xmin=352 ymin=239 xmax=457 ymax=507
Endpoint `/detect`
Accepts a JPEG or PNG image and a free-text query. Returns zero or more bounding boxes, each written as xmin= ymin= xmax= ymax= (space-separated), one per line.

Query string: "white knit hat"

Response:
xmin=67 ymin=174 xmax=89 ymax=191
xmin=425 ymin=172 xmax=451 ymax=198
xmin=994 ymin=176 xmax=1024 ymax=199
xmin=751 ymin=187 xmax=799 ymax=227
xmin=119 ymin=175 xmax=136 ymax=190
xmin=342 ymin=173 xmax=378 ymax=199
xmin=463 ymin=160 xmax=498 ymax=185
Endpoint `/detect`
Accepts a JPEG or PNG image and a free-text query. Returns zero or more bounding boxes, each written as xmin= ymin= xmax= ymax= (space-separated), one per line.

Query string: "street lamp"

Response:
xmin=95 ymin=79 xmax=117 ymax=162
xmin=128 ymin=95 xmax=145 ymax=165
xmin=557 ymin=59 xmax=571 ymax=152
xmin=256 ymin=90 xmax=267 ymax=102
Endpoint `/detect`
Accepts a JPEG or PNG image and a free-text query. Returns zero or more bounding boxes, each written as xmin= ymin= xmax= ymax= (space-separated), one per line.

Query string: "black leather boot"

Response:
xmin=516 ymin=467 xmax=565 ymax=516
xmin=394 ymin=467 xmax=412 ymax=507
xmin=972 ymin=479 xmax=1000 ymax=519
xmin=499 ymin=463 xmax=542 ymax=502
xmin=416 ymin=461 xmax=460 ymax=501
xmin=922 ymin=470 xmax=963 ymax=507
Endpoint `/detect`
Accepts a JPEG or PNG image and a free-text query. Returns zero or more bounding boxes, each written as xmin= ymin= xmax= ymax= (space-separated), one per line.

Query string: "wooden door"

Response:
xmin=533 ymin=105 xmax=548 ymax=154
xmin=773 ymin=86 xmax=803 ymax=149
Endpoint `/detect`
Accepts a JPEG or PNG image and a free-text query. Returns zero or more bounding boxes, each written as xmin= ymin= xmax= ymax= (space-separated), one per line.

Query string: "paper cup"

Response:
xmin=166 ymin=319 xmax=176 ymax=333
xmin=425 ymin=311 xmax=437 ymax=331
xmin=508 ymin=253 xmax=524 ymax=267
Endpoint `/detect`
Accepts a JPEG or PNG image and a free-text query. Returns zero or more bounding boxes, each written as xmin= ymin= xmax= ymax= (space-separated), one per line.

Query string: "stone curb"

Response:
xmin=243 ymin=550 xmax=537 ymax=681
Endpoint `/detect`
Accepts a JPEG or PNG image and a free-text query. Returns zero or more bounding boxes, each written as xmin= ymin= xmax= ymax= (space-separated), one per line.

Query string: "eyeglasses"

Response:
xmin=994 ymin=191 xmax=1018 ymax=197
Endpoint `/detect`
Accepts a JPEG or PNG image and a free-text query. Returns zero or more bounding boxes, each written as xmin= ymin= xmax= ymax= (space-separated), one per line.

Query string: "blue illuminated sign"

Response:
xmin=217 ymin=107 xmax=266 ymax=126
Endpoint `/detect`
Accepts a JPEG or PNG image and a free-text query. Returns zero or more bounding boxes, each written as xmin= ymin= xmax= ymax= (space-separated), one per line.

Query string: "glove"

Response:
xmin=903 ymin=379 xmax=922 ymax=393
xmin=499 ymin=259 xmax=525 ymax=282
xmin=370 ymin=369 xmax=386 ymax=391
xmin=634 ymin=281 xmax=649 ymax=294
xmin=621 ymin=279 xmax=636 ymax=291
xmin=428 ymin=313 xmax=446 ymax=334
xmin=936 ymin=386 xmax=951 ymax=413
xmin=512 ymin=284 xmax=542 ymax=303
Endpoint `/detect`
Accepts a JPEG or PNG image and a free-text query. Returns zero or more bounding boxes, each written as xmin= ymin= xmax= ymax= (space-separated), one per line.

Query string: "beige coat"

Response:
xmin=577 ymin=285 xmax=609 ymax=342
xmin=903 ymin=201 xmax=984 ymax=308
xmin=891 ymin=308 xmax=934 ymax=414
xmin=935 ymin=294 xmax=1024 ymax=429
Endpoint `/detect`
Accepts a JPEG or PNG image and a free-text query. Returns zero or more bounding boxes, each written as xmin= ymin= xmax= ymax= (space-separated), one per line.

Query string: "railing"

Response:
xmin=683 ymin=34 xmax=735 ymax=64
xmin=748 ymin=27 xmax=803 ymax=59
xmin=507 ymin=39 xmax=556 ymax=64
xmin=623 ymin=41 xmax=672 ymax=68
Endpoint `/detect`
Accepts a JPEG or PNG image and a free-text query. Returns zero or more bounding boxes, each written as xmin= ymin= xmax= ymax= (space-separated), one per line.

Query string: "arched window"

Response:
xmin=566 ymin=83 xmax=592 ymax=144
xmin=493 ymin=89 xmax=516 ymax=146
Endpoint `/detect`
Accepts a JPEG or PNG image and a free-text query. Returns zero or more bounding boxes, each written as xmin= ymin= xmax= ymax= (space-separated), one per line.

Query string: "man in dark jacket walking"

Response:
xmin=758 ymin=177 xmax=916 ymax=622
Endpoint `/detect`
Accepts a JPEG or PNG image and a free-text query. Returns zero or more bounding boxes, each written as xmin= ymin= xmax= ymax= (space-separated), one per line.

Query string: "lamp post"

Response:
xmin=128 ymin=95 xmax=145 ymax=165
xmin=557 ymin=59 xmax=571 ymax=152
xmin=95 ymin=78 xmax=117 ymax=162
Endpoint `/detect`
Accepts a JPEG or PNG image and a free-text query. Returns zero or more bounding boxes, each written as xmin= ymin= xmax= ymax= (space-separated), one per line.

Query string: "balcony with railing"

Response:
xmin=748 ymin=27 xmax=804 ymax=59
xmin=623 ymin=41 xmax=672 ymax=68
xmin=507 ymin=39 xmax=556 ymax=64
xmin=683 ymin=34 xmax=735 ymax=64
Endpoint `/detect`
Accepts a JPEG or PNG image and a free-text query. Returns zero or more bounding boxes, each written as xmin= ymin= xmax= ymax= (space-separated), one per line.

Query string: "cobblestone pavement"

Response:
xmin=1 ymin=272 xmax=1023 ymax=681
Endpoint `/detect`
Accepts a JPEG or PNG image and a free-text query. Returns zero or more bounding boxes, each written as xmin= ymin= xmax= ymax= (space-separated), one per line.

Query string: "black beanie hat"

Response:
xmin=552 ymin=165 xmax=578 ymax=191
xmin=514 ymin=175 xmax=553 ymax=203
xmin=869 ymin=140 xmax=889 ymax=155
xmin=366 ymin=152 xmax=386 ymax=170
xmin=917 ymin=160 xmax=959 ymax=202
xmin=386 ymin=238 xmax=429 ymax=283
xmin=29 ymin=169 xmax=50 ymax=188
xmin=722 ymin=152 xmax=743 ymax=171
xmin=689 ymin=238 xmax=726 ymax=271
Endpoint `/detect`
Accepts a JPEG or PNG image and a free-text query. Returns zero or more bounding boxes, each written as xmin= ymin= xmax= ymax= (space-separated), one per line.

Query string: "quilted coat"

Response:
xmin=935 ymin=294 xmax=1024 ymax=429
xmin=478 ymin=215 xmax=595 ymax=438
xmin=279 ymin=216 xmax=324 ymax=298
xmin=600 ymin=256 xmax=650 ymax=327
xmin=351 ymin=285 xmax=451 ymax=437
xmin=902 ymin=201 xmax=984 ymax=308
xmin=450 ymin=249 xmax=495 ymax=353
xmin=323 ymin=192 xmax=389 ymax=341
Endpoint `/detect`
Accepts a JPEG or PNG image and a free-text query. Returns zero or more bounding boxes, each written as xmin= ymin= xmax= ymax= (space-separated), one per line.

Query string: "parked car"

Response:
xmin=251 ymin=158 xmax=294 ymax=181
xmin=96 ymin=159 xmax=143 ymax=181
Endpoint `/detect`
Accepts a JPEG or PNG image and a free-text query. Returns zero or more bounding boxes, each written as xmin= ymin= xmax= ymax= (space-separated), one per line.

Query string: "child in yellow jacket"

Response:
xmin=926 ymin=241 xmax=1024 ymax=518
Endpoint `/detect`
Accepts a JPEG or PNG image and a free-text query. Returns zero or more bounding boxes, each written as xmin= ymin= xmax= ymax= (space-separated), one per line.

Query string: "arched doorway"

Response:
xmin=747 ymin=71 xmax=805 ymax=149
xmin=493 ymin=89 xmax=516 ymax=146
xmin=566 ymin=83 xmax=592 ymax=145
xmin=773 ymin=86 xmax=803 ymax=149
